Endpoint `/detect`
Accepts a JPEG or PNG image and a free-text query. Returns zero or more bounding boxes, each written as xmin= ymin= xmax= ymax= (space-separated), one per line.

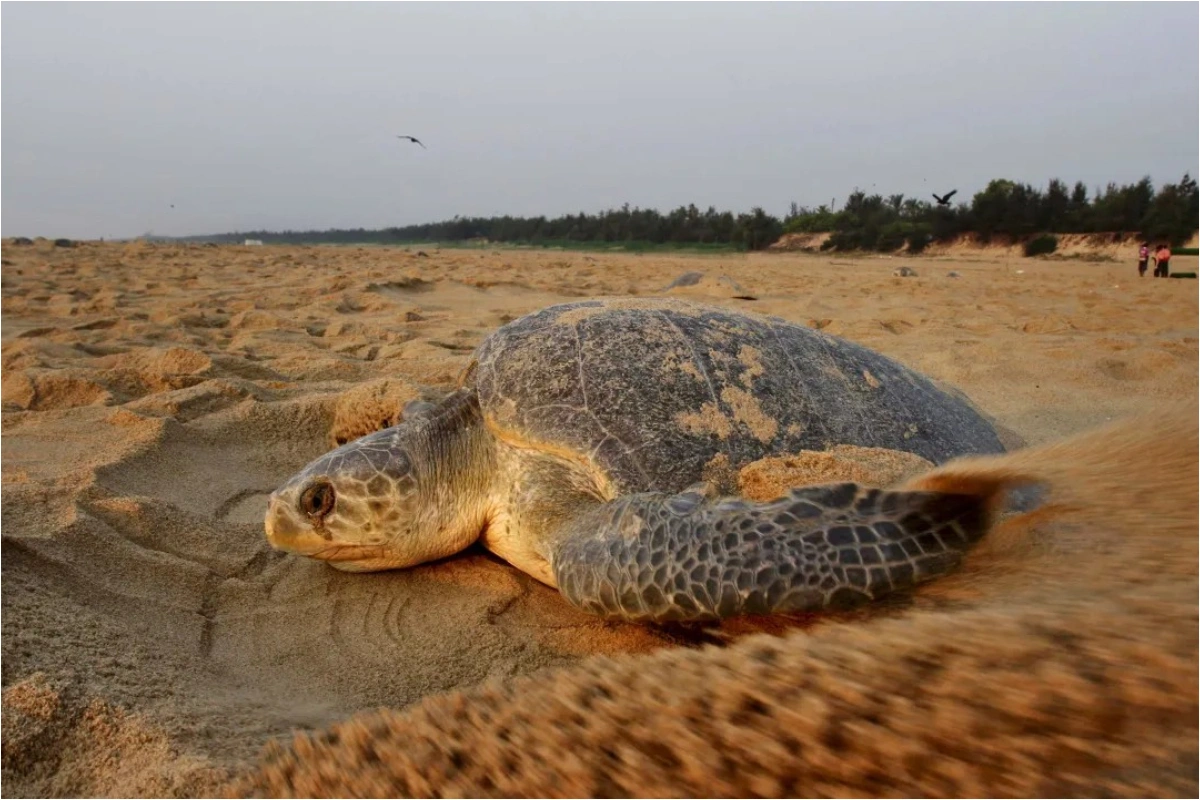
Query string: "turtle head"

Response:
xmin=265 ymin=411 xmax=490 ymax=572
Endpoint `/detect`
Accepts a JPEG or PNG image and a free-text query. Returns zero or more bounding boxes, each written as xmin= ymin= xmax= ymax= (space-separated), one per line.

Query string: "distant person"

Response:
xmin=1138 ymin=242 xmax=1150 ymax=276
xmin=1155 ymin=243 xmax=1171 ymax=277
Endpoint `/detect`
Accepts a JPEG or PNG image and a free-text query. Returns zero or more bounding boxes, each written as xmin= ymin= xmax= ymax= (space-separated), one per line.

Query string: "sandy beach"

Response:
xmin=2 ymin=239 xmax=1197 ymax=796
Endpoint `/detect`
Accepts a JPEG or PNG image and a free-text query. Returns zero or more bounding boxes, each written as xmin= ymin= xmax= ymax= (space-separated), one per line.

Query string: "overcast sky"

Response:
xmin=3 ymin=2 xmax=1197 ymax=239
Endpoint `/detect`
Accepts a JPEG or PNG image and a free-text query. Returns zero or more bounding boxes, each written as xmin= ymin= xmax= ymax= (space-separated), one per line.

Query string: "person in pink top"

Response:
xmin=1138 ymin=242 xmax=1150 ymax=276
xmin=1154 ymin=244 xmax=1171 ymax=277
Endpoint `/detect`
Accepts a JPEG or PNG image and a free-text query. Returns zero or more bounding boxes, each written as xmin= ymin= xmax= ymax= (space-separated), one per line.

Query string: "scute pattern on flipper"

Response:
xmin=553 ymin=483 xmax=989 ymax=622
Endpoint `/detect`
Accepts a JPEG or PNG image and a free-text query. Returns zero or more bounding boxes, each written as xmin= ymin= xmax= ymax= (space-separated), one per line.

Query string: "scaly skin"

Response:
xmin=552 ymin=482 xmax=989 ymax=623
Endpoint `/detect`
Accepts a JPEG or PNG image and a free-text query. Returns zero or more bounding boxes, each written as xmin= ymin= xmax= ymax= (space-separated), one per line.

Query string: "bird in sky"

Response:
xmin=932 ymin=190 xmax=958 ymax=206
xmin=396 ymin=135 xmax=427 ymax=149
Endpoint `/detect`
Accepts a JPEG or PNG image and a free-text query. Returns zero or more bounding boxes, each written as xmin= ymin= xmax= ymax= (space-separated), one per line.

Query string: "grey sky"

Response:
xmin=3 ymin=2 xmax=1197 ymax=239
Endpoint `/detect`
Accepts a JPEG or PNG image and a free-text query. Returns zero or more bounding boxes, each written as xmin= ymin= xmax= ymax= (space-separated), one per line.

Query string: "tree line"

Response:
xmin=786 ymin=174 xmax=1197 ymax=253
xmin=197 ymin=203 xmax=782 ymax=251
xmin=194 ymin=174 xmax=1197 ymax=252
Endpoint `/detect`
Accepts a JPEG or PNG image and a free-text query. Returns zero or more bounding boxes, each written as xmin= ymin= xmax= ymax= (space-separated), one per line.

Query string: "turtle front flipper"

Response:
xmin=550 ymin=483 xmax=995 ymax=623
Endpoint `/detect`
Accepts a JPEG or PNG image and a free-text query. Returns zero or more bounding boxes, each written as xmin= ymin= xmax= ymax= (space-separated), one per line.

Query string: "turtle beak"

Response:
xmin=264 ymin=493 xmax=401 ymax=572
xmin=264 ymin=493 xmax=324 ymax=554
xmin=263 ymin=494 xmax=291 ymax=549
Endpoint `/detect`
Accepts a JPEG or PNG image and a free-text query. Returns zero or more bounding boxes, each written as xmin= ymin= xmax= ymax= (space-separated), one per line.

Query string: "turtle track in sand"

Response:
xmin=3 ymin=393 xmax=670 ymax=794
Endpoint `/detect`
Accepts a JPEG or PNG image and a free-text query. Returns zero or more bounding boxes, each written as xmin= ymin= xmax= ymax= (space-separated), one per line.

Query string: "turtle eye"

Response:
xmin=300 ymin=482 xmax=336 ymax=519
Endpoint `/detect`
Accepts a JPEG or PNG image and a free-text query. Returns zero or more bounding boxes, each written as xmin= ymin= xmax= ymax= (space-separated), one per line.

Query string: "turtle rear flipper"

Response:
xmin=551 ymin=483 xmax=995 ymax=623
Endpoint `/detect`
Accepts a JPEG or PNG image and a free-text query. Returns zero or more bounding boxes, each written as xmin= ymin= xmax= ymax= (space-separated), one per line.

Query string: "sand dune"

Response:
xmin=2 ymin=239 xmax=1196 ymax=795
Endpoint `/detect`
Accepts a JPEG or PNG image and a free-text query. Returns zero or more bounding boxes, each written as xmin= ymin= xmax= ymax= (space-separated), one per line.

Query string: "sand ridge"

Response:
xmin=2 ymin=239 xmax=1197 ymax=795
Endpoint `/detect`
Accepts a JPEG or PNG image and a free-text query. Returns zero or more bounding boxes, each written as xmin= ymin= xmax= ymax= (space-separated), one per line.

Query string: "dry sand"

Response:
xmin=1 ymin=239 xmax=1197 ymax=796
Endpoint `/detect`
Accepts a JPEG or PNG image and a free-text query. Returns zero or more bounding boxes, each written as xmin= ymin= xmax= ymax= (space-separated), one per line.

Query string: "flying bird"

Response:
xmin=932 ymin=190 xmax=958 ymax=206
xmin=396 ymin=135 xmax=427 ymax=149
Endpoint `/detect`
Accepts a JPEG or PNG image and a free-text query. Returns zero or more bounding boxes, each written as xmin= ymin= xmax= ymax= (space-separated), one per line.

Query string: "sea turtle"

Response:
xmin=265 ymin=298 xmax=1006 ymax=623
xmin=662 ymin=271 xmax=757 ymax=301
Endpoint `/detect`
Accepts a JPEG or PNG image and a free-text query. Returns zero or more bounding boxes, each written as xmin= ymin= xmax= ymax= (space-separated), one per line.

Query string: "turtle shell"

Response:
xmin=468 ymin=298 xmax=1003 ymax=494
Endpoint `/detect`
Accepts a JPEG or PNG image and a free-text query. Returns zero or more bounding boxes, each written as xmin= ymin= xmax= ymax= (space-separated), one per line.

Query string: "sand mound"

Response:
xmin=232 ymin=411 xmax=1199 ymax=798
xmin=737 ymin=445 xmax=932 ymax=501
xmin=328 ymin=378 xmax=440 ymax=446
xmin=2 ymin=369 xmax=114 ymax=411
xmin=2 ymin=673 xmax=226 ymax=797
